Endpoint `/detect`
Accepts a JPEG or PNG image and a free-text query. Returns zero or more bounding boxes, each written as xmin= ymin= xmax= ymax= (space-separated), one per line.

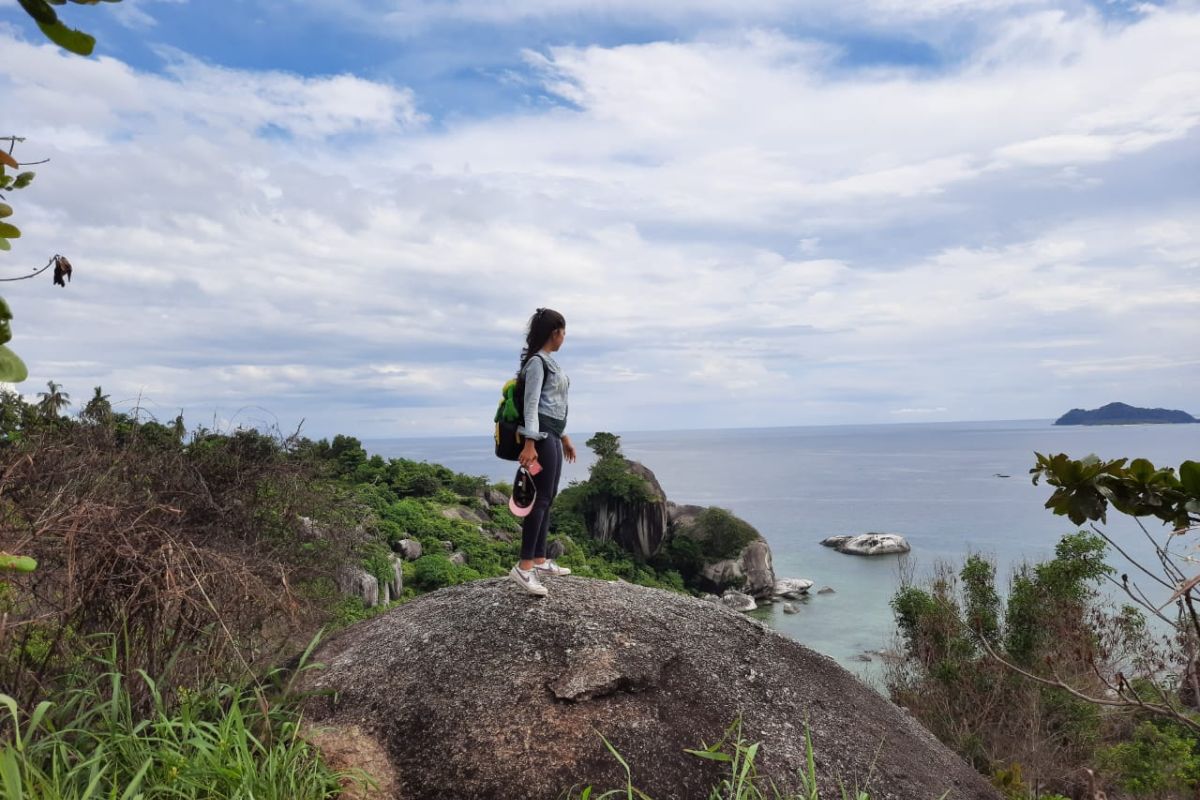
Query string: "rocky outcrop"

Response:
xmin=580 ymin=460 xmax=777 ymax=599
xmin=773 ymin=578 xmax=813 ymax=598
xmin=380 ymin=554 xmax=403 ymax=605
xmin=585 ymin=461 xmax=670 ymax=559
xmin=698 ymin=540 xmax=775 ymax=598
xmin=337 ymin=555 xmax=404 ymax=607
xmin=298 ymin=577 xmax=1000 ymax=800
xmin=670 ymin=504 xmax=776 ymax=599
xmin=719 ymin=589 xmax=757 ymax=612
xmin=336 ymin=564 xmax=379 ymax=608
xmin=441 ymin=505 xmax=489 ymax=524
xmin=392 ymin=538 xmax=422 ymax=561
xmin=821 ymin=533 xmax=911 ymax=556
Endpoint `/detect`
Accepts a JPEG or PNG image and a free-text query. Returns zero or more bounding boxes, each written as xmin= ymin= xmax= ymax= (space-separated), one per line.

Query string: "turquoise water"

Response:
xmin=365 ymin=420 xmax=1200 ymax=678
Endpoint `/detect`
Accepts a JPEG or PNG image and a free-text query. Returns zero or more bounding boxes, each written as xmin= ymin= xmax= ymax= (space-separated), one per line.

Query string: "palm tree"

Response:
xmin=36 ymin=380 xmax=70 ymax=419
xmin=82 ymin=385 xmax=112 ymax=423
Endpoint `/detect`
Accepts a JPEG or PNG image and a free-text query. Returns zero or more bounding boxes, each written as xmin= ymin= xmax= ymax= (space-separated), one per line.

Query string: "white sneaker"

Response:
xmin=509 ymin=566 xmax=548 ymax=596
xmin=534 ymin=559 xmax=572 ymax=577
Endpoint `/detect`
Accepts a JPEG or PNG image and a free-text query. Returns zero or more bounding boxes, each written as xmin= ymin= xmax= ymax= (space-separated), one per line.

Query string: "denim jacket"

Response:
xmin=518 ymin=352 xmax=569 ymax=440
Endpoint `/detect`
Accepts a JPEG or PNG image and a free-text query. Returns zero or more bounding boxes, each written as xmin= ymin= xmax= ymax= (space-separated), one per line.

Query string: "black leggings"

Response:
xmin=520 ymin=433 xmax=562 ymax=561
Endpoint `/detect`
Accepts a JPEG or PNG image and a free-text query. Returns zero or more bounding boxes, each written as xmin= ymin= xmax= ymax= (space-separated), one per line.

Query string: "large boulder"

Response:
xmin=585 ymin=460 xmax=670 ymax=559
xmin=719 ymin=589 xmax=757 ymax=612
xmin=299 ymin=577 xmax=1000 ymax=800
xmin=335 ymin=564 xmax=379 ymax=608
xmin=672 ymin=506 xmax=777 ymax=598
xmin=378 ymin=554 xmax=403 ymax=605
xmin=773 ymin=578 xmax=814 ymax=599
xmin=392 ymin=539 xmax=422 ymax=561
xmin=698 ymin=540 xmax=776 ymax=598
xmin=821 ymin=533 xmax=910 ymax=556
xmin=440 ymin=505 xmax=489 ymax=524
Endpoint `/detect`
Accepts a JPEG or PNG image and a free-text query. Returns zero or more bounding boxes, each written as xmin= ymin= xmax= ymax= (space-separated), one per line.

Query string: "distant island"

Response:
xmin=1055 ymin=402 xmax=1198 ymax=426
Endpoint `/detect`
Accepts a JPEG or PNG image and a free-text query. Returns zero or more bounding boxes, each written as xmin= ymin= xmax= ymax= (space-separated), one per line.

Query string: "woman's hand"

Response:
xmin=519 ymin=439 xmax=538 ymax=469
xmin=562 ymin=435 xmax=577 ymax=463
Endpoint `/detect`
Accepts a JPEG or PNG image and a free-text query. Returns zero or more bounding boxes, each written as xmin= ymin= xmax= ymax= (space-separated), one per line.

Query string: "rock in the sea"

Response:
xmin=782 ymin=603 xmax=800 ymax=614
xmin=392 ymin=539 xmax=423 ymax=561
xmin=821 ymin=533 xmax=910 ymax=556
xmin=298 ymin=577 xmax=1000 ymax=800
xmin=817 ymin=586 xmax=835 ymax=595
xmin=699 ymin=539 xmax=776 ymax=600
xmin=719 ymin=590 xmax=757 ymax=612
xmin=773 ymin=578 xmax=814 ymax=599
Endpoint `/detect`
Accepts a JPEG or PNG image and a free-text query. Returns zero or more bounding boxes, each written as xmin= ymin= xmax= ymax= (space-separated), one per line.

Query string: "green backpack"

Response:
xmin=493 ymin=354 xmax=546 ymax=460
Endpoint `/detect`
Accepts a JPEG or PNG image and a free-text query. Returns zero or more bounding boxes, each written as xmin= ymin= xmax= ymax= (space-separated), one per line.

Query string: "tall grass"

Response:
xmin=0 ymin=640 xmax=358 ymax=800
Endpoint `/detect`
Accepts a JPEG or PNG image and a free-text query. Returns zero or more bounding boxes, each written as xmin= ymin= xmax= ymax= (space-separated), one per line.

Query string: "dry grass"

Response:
xmin=0 ymin=421 xmax=362 ymax=705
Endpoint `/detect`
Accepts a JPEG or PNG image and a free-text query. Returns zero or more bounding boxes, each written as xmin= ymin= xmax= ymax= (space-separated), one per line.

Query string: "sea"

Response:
xmin=364 ymin=420 xmax=1200 ymax=681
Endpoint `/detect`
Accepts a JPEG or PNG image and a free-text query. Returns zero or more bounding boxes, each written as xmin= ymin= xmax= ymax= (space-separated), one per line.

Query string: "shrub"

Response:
xmin=411 ymin=554 xmax=481 ymax=592
xmin=886 ymin=533 xmax=1174 ymax=796
xmin=1098 ymin=720 xmax=1200 ymax=797
xmin=686 ymin=507 xmax=759 ymax=562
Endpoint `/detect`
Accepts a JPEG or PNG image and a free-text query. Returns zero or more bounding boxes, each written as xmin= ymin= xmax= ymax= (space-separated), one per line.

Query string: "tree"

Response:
xmin=81 ymin=385 xmax=112 ymax=423
xmin=585 ymin=432 xmax=623 ymax=459
xmin=1029 ymin=453 xmax=1200 ymax=716
xmin=36 ymin=380 xmax=70 ymax=419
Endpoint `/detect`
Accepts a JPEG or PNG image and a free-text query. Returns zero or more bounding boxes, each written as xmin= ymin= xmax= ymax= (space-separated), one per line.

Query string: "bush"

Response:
xmin=1098 ymin=721 xmax=1200 ymax=797
xmin=885 ymin=532 xmax=1186 ymax=797
xmin=411 ymin=554 xmax=481 ymax=592
xmin=686 ymin=507 xmax=759 ymax=562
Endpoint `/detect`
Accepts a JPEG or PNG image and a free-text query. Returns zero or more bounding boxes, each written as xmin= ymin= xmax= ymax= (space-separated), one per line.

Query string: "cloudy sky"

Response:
xmin=0 ymin=0 xmax=1197 ymax=438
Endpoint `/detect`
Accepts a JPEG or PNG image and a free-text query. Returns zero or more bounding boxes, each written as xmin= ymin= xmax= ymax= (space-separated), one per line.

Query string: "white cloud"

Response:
xmin=2 ymin=6 xmax=1199 ymax=436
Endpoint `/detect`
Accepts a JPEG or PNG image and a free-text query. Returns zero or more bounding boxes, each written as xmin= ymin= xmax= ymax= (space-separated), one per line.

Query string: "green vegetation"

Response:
xmin=552 ymin=433 xmax=759 ymax=595
xmin=0 ymin=638 xmax=357 ymax=800
xmin=889 ymin=453 xmax=1200 ymax=798
xmin=0 ymin=389 xmax=705 ymax=796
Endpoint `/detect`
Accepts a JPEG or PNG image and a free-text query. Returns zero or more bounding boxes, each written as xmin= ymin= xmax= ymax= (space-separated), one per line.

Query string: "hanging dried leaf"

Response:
xmin=53 ymin=254 xmax=73 ymax=287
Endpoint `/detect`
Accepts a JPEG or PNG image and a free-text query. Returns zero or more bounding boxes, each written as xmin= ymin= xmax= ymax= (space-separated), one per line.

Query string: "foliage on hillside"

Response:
xmin=0 ymin=392 xmax=698 ymax=702
xmin=890 ymin=452 xmax=1200 ymax=799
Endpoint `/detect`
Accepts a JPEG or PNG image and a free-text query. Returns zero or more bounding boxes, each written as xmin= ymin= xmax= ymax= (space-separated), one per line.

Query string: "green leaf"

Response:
xmin=36 ymin=20 xmax=95 ymax=55
xmin=0 ymin=223 xmax=19 ymax=239
xmin=18 ymin=0 xmax=59 ymax=26
xmin=0 ymin=203 xmax=12 ymax=218
xmin=1181 ymin=462 xmax=1200 ymax=498
xmin=0 ymin=345 xmax=28 ymax=383
xmin=12 ymin=172 xmax=35 ymax=189
xmin=0 ymin=237 xmax=10 ymax=251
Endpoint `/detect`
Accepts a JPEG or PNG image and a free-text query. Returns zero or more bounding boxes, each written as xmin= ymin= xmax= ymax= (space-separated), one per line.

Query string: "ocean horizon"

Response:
xmin=365 ymin=419 xmax=1200 ymax=680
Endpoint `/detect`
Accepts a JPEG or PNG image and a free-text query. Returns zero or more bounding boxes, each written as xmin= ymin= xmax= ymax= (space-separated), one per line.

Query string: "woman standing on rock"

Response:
xmin=509 ymin=308 xmax=577 ymax=596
